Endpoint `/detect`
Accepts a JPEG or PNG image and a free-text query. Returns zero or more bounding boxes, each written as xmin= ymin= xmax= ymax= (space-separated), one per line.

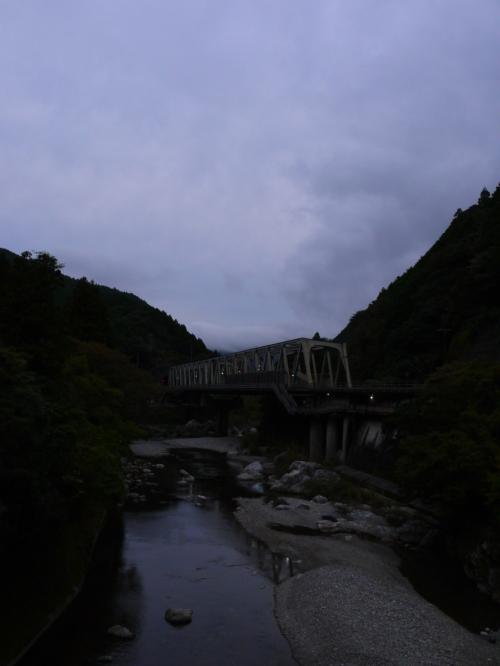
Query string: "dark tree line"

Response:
xmin=0 ymin=249 xmax=209 ymax=565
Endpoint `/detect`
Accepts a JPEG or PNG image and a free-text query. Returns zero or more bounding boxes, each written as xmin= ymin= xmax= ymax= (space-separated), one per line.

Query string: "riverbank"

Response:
xmin=235 ymin=496 xmax=499 ymax=665
xmin=130 ymin=436 xmax=241 ymax=458
xmin=132 ymin=436 xmax=500 ymax=664
xmin=18 ymin=440 xmax=296 ymax=666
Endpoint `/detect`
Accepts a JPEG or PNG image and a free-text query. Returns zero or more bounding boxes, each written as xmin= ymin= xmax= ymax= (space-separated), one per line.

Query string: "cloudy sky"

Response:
xmin=1 ymin=1 xmax=499 ymax=350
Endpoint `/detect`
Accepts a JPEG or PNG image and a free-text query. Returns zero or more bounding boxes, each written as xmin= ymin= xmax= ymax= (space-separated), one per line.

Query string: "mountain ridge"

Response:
xmin=335 ymin=185 xmax=500 ymax=381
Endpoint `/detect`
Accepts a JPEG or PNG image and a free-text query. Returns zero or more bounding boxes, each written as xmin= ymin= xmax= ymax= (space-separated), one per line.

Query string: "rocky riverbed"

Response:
xmin=125 ymin=435 xmax=500 ymax=665
xmin=231 ymin=455 xmax=500 ymax=665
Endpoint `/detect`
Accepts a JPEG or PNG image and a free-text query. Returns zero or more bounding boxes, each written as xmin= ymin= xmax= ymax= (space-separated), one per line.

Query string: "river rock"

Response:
xmin=312 ymin=495 xmax=329 ymax=504
xmin=280 ymin=469 xmax=308 ymax=487
xmin=238 ymin=461 xmax=264 ymax=481
xmin=289 ymin=460 xmax=321 ymax=474
xmin=333 ymin=510 xmax=396 ymax=542
xmin=313 ymin=468 xmax=340 ymax=483
xmin=245 ymin=461 xmax=264 ymax=475
xmin=165 ymin=608 xmax=193 ymax=625
xmin=107 ymin=625 xmax=134 ymax=639
xmin=317 ymin=520 xmax=338 ymax=533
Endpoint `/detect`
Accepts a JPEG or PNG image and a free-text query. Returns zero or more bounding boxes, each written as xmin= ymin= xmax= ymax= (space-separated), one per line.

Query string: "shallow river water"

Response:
xmin=19 ymin=451 xmax=296 ymax=666
xmin=18 ymin=447 xmax=500 ymax=665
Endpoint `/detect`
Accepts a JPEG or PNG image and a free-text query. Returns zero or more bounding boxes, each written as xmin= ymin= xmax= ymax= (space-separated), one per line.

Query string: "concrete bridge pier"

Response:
xmin=308 ymin=417 xmax=325 ymax=462
xmin=325 ymin=415 xmax=340 ymax=463
xmin=340 ymin=416 xmax=350 ymax=463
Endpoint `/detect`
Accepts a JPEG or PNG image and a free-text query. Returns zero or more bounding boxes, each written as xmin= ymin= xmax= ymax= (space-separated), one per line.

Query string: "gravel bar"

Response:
xmin=235 ymin=497 xmax=499 ymax=666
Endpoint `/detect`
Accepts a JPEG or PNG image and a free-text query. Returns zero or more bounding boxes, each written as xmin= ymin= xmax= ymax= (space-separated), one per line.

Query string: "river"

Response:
xmin=18 ymin=449 xmax=296 ymax=666
xmin=17 ymin=446 xmax=500 ymax=665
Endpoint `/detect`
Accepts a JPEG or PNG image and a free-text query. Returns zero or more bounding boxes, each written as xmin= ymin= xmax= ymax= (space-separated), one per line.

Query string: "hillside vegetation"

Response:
xmin=0 ymin=249 xmax=210 ymax=663
xmin=0 ymin=247 xmax=209 ymax=376
xmin=336 ymin=186 xmax=500 ymax=521
xmin=337 ymin=186 xmax=500 ymax=381
xmin=0 ymin=249 xmax=208 ymax=558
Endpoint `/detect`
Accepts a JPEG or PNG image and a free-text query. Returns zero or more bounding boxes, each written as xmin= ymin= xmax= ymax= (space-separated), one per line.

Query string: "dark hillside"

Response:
xmin=0 ymin=248 xmax=210 ymax=373
xmin=336 ymin=185 xmax=500 ymax=381
xmin=97 ymin=285 xmax=209 ymax=373
xmin=0 ymin=249 xmax=209 ymax=664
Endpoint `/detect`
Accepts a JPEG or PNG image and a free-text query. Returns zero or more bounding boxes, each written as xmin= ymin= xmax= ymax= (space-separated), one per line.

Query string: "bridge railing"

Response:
xmin=224 ymin=370 xmax=287 ymax=385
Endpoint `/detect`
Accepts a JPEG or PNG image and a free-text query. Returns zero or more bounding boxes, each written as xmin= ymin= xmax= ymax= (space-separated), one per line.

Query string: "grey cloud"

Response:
xmin=0 ymin=1 xmax=499 ymax=351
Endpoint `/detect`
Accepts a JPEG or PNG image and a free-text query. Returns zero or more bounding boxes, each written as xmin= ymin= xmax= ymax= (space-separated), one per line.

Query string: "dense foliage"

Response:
xmin=395 ymin=361 xmax=500 ymax=519
xmin=0 ymin=250 xmax=207 ymax=562
xmin=96 ymin=284 xmax=209 ymax=374
xmin=334 ymin=186 xmax=500 ymax=517
xmin=336 ymin=186 xmax=500 ymax=381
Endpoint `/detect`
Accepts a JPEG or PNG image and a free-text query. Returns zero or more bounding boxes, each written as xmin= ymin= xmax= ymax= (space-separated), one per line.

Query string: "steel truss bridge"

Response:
xmin=167 ymin=337 xmax=418 ymax=416
xmin=166 ymin=337 xmax=420 ymax=463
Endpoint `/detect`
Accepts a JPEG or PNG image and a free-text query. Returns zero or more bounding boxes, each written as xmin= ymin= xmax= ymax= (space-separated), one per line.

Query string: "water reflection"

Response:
xmin=246 ymin=536 xmax=295 ymax=584
xmin=19 ymin=450 xmax=296 ymax=666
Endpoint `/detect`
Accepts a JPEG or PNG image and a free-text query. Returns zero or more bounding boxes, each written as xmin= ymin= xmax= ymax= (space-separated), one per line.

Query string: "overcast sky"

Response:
xmin=1 ymin=1 xmax=499 ymax=351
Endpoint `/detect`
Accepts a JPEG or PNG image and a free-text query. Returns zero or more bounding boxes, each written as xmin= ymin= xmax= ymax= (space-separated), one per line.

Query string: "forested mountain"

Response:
xmin=1 ymin=247 xmax=209 ymax=375
xmin=0 ymin=249 xmax=209 ymax=555
xmin=336 ymin=186 xmax=500 ymax=382
xmin=0 ymin=249 xmax=209 ymax=664
xmin=334 ymin=186 xmax=500 ymax=520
